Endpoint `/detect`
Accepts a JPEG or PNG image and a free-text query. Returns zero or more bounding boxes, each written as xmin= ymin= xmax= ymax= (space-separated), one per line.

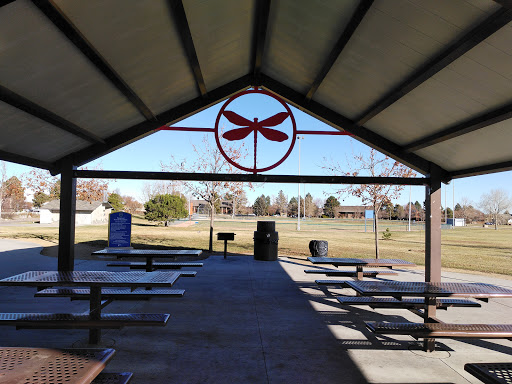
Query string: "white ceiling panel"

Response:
xmin=0 ymin=0 xmax=144 ymax=139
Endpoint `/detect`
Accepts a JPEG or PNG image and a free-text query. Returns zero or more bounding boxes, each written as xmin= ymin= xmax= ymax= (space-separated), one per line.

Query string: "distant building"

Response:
xmin=335 ymin=206 xmax=372 ymax=219
xmin=40 ymin=200 xmax=113 ymax=225
xmin=190 ymin=199 xmax=232 ymax=215
xmin=446 ymin=218 xmax=466 ymax=227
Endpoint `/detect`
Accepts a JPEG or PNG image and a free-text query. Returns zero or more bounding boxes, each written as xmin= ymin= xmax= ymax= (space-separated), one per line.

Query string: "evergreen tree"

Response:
xmin=108 ymin=193 xmax=125 ymax=212
xmin=323 ymin=196 xmax=340 ymax=218
xmin=288 ymin=197 xmax=298 ymax=217
xmin=144 ymin=194 xmax=188 ymax=223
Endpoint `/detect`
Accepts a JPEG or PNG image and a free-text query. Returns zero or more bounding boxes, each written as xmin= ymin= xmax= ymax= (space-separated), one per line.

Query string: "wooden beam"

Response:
xmin=65 ymin=74 xmax=252 ymax=168
xmin=0 ymin=149 xmax=55 ymax=171
xmin=404 ymin=102 xmax=512 ymax=152
xmin=0 ymin=85 xmax=105 ymax=145
xmin=252 ymin=0 xmax=271 ymax=81
xmin=450 ymin=159 xmax=512 ymax=179
xmin=355 ymin=7 xmax=512 ymax=126
xmin=305 ymin=0 xmax=373 ymax=101
xmin=259 ymin=73 xmax=446 ymax=178
xmin=32 ymin=0 xmax=156 ymax=121
xmin=0 ymin=0 xmax=16 ymax=7
xmin=168 ymin=0 xmax=207 ymax=96
xmin=74 ymin=170 xmax=429 ymax=186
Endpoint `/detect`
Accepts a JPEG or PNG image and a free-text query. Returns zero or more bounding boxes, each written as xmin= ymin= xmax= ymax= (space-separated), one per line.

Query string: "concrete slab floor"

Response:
xmin=1 ymin=239 xmax=512 ymax=383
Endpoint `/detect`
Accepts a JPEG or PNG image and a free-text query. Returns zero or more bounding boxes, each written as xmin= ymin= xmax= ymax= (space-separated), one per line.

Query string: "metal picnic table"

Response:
xmin=0 ymin=270 xmax=182 ymax=344
xmin=93 ymin=249 xmax=203 ymax=272
xmin=308 ymin=257 xmax=416 ymax=280
xmin=344 ymin=280 xmax=512 ymax=351
xmin=0 ymin=347 xmax=130 ymax=384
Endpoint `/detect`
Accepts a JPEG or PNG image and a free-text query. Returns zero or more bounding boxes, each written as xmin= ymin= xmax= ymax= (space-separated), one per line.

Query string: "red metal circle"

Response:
xmin=214 ymin=89 xmax=297 ymax=173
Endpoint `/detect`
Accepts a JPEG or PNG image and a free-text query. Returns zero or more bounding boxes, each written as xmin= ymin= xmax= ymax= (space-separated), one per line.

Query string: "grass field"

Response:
xmin=1 ymin=216 xmax=511 ymax=276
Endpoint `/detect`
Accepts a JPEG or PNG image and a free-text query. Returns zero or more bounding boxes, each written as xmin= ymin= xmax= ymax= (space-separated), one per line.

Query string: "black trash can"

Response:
xmin=254 ymin=221 xmax=278 ymax=261
xmin=309 ymin=240 xmax=328 ymax=257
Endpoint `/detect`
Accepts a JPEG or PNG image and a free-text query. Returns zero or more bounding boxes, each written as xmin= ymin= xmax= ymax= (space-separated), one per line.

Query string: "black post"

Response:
xmin=223 ymin=240 xmax=228 ymax=259
xmin=58 ymin=160 xmax=77 ymax=272
xmin=424 ymin=165 xmax=443 ymax=352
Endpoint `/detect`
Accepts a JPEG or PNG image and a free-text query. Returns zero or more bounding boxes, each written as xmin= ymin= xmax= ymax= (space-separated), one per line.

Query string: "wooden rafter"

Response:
xmin=0 ymin=85 xmax=105 ymax=145
xmin=252 ymin=0 xmax=271 ymax=81
xmin=258 ymin=74 xmax=447 ymax=179
xmin=168 ymin=0 xmax=207 ymax=97
xmin=305 ymin=0 xmax=373 ymax=101
xmin=404 ymin=102 xmax=512 ymax=152
xmin=65 ymin=74 xmax=252 ymax=168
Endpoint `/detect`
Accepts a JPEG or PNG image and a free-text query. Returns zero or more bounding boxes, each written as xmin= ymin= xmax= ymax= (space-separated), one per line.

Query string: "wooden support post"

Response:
xmin=425 ymin=166 xmax=442 ymax=283
xmin=424 ymin=165 xmax=443 ymax=351
xmin=58 ymin=160 xmax=77 ymax=272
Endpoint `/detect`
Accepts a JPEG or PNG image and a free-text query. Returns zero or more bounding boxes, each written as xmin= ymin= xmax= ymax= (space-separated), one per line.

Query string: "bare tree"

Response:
xmin=479 ymin=189 xmax=511 ymax=230
xmin=323 ymin=149 xmax=415 ymax=258
xmin=162 ymin=135 xmax=248 ymax=252
xmin=0 ymin=161 xmax=7 ymax=218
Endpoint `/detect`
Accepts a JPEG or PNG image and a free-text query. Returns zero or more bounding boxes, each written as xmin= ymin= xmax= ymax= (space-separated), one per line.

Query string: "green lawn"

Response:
xmin=1 ymin=216 xmax=511 ymax=276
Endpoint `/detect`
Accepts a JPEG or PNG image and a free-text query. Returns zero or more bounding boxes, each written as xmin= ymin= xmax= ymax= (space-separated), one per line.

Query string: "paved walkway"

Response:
xmin=1 ymin=239 xmax=512 ymax=383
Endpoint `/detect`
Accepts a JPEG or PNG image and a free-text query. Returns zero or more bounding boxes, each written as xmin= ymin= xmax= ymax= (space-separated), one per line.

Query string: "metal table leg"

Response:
xmin=88 ymin=286 xmax=102 ymax=345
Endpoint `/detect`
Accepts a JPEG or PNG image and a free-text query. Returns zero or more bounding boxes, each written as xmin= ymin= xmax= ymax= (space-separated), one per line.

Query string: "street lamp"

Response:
xmin=297 ymin=136 xmax=304 ymax=231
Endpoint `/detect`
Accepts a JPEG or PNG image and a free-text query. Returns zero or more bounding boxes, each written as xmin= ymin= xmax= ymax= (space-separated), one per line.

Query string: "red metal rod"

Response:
xmin=156 ymin=126 xmax=353 ymax=136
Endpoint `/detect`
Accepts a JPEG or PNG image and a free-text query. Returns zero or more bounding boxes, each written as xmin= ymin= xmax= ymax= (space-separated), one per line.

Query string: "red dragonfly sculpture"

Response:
xmin=222 ymin=111 xmax=290 ymax=172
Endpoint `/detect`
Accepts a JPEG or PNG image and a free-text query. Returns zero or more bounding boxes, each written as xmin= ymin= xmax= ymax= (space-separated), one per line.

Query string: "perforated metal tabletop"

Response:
xmin=346 ymin=281 xmax=512 ymax=298
xmin=93 ymin=249 xmax=202 ymax=257
xmin=0 ymin=271 xmax=181 ymax=288
xmin=0 ymin=347 xmax=114 ymax=384
xmin=308 ymin=257 xmax=416 ymax=267
xmin=465 ymin=362 xmax=512 ymax=384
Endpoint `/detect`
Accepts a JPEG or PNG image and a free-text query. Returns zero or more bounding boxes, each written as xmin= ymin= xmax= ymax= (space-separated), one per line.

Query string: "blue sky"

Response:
xmin=4 ymin=91 xmax=512 ymax=210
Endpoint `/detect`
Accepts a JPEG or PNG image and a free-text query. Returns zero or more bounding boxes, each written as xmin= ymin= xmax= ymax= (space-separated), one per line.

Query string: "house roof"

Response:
xmin=337 ymin=206 xmax=371 ymax=213
xmin=0 ymin=1 xmax=511 ymax=180
xmin=41 ymin=200 xmax=112 ymax=212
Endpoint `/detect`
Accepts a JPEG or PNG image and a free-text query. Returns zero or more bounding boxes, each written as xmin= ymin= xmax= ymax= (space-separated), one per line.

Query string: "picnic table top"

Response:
xmin=308 ymin=257 xmax=416 ymax=267
xmin=93 ymin=248 xmax=202 ymax=257
xmin=0 ymin=270 xmax=181 ymax=288
xmin=346 ymin=281 xmax=512 ymax=298
xmin=0 ymin=347 xmax=115 ymax=384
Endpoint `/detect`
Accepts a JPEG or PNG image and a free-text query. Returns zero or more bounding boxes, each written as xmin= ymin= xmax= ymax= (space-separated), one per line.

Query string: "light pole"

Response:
xmin=297 ymin=136 xmax=304 ymax=231
xmin=408 ymin=185 xmax=412 ymax=231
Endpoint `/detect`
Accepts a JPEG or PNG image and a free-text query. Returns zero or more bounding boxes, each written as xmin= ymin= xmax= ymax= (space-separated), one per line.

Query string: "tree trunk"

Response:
xmin=209 ymin=202 xmax=214 ymax=252
xmin=374 ymin=208 xmax=379 ymax=259
xmin=494 ymin=213 xmax=498 ymax=230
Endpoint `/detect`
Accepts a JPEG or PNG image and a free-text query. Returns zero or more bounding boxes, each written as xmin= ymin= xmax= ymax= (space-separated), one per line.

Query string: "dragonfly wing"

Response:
xmin=223 ymin=127 xmax=253 ymax=141
xmin=223 ymin=111 xmax=252 ymax=126
xmin=258 ymin=127 xmax=289 ymax=142
xmin=258 ymin=112 xmax=289 ymax=127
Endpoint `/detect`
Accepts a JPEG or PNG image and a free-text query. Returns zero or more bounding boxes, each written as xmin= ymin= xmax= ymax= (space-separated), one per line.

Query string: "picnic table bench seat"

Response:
xmin=35 ymin=288 xmax=186 ymax=300
xmin=315 ymin=280 xmax=351 ymax=287
xmin=337 ymin=296 xmax=481 ymax=309
xmin=464 ymin=362 xmax=512 ymax=384
xmin=305 ymin=269 xmax=398 ymax=277
xmin=0 ymin=312 xmax=170 ymax=329
xmin=107 ymin=261 xmax=203 ymax=270
xmin=365 ymin=322 xmax=512 ymax=339
xmin=93 ymin=372 xmax=133 ymax=384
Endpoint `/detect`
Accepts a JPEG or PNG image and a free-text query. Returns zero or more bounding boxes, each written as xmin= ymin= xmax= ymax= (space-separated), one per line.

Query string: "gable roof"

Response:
xmin=41 ymin=200 xmax=112 ymax=212
xmin=0 ymin=1 xmax=511 ymax=180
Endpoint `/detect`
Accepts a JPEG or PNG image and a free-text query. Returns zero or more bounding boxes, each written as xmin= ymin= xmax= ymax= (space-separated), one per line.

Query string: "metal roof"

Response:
xmin=0 ymin=0 xmax=511 ymax=181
